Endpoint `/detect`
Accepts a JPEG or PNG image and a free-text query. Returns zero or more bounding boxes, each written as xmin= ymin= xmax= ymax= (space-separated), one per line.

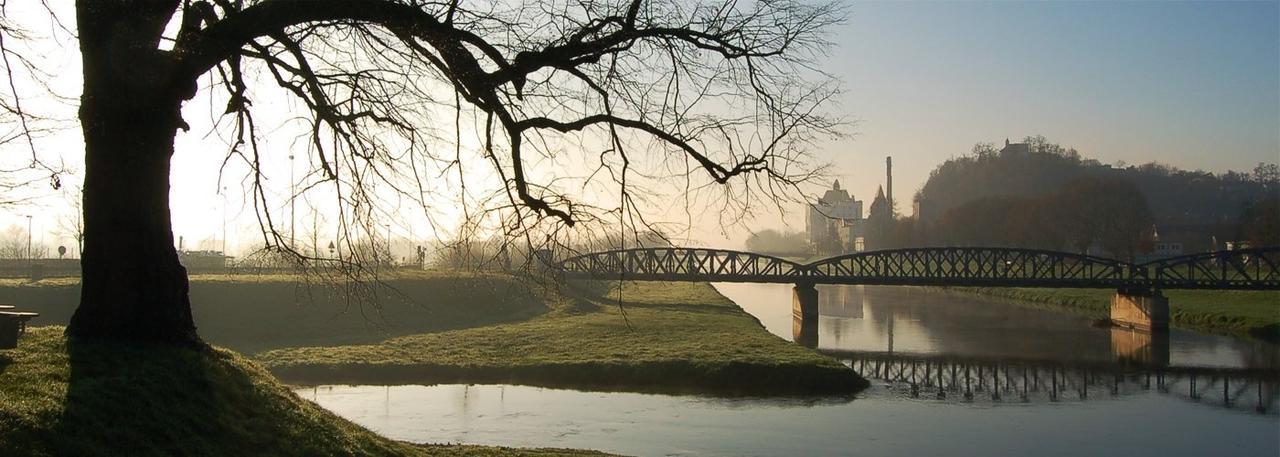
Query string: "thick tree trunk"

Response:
xmin=66 ymin=0 xmax=199 ymax=345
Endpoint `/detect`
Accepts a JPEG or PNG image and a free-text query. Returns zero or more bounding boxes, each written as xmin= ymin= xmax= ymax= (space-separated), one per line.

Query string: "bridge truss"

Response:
xmin=558 ymin=246 xmax=1280 ymax=290
xmin=557 ymin=248 xmax=806 ymax=283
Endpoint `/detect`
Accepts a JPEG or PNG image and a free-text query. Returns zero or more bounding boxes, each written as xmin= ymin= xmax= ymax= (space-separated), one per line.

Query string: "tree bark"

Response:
xmin=66 ymin=0 xmax=199 ymax=345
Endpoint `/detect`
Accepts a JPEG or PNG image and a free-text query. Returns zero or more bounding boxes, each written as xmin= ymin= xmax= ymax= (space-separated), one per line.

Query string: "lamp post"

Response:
xmin=385 ymin=224 xmax=392 ymax=265
xmin=220 ymin=186 xmax=228 ymax=255
xmin=25 ymin=215 xmax=32 ymax=260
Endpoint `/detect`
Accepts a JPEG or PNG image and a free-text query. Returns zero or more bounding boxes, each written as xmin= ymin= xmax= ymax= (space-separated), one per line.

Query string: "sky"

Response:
xmin=818 ymin=0 xmax=1280 ymax=224
xmin=0 ymin=0 xmax=1277 ymax=254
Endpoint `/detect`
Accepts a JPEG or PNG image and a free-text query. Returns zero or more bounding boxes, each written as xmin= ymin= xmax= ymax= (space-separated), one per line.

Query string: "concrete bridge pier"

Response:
xmin=1110 ymin=288 xmax=1169 ymax=332
xmin=792 ymin=282 xmax=819 ymax=348
xmin=793 ymin=282 xmax=819 ymax=320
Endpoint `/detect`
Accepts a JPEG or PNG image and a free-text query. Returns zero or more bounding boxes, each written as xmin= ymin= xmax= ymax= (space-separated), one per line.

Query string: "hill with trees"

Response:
xmin=914 ymin=136 xmax=1279 ymax=253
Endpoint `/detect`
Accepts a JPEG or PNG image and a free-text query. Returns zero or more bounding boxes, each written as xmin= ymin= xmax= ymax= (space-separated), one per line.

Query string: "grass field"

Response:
xmin=942 ymin=287 xmax=1280 ymax=341
xmin=2 ymin=270 xmax=547 ymax=353
xmin=259 ymin=280 xmax=866 ymax=395
xmin=0 ymin=327 xmax=612 ymax=457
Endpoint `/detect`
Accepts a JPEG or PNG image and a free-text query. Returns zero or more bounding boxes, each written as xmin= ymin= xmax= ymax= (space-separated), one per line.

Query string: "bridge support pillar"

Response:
xmin=792 ymin=314 xmax=818 ymax=348
xmin=793 ymin=282 xmax=818 ymax=320
xmin=1110 ymin=289 xmax=1169 ymax=332
xmin=792 ymin=283 xmax=818 ymax=348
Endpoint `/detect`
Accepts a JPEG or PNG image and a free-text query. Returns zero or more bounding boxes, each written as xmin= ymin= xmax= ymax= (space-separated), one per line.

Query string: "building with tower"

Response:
xmin=806 ymin=180 xmax=863 ymax=253
xmin=805 ymin=156 xmax=897 ymax=254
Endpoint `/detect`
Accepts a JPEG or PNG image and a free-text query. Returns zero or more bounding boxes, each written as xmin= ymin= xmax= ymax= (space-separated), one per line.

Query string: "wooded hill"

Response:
xmin=914 ymin=136 xmax=1279 ymax=252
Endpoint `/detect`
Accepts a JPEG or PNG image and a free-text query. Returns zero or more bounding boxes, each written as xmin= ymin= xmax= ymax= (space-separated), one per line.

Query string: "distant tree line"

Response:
xmin=913 ymin=136 xmax=1279 ymax=253
xmin=918 ymin=177 xmax=1153 ymax=261
xmin=744 ymin=229 xmax=809 ymax=255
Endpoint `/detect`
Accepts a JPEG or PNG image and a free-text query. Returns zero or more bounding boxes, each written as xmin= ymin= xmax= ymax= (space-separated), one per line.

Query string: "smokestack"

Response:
xmin=885 ymin=156 xmax=893 ymax=216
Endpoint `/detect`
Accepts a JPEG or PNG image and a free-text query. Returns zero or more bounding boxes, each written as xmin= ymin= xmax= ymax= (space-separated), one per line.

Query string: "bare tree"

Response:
xmin=0 ymin=4 xmax=67 ymax=206
xmin=0 ymin=224 xmax=26 ymax=259
xmin=3 ymin=0 xmax=841 ymax=344
xmin=56 ymin=185 xmax=85 ymax=256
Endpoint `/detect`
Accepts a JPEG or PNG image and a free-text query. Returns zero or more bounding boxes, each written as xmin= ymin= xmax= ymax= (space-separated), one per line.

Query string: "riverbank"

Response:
xmin=939 ymin=287 xmax=1280 ymax=342
xmin=259 ymin=280 xmax=867 ymax=395
xmin=0 ymin=327 xmax=612 ymax=456
xmin=1 ymin=272 xmax=865 ymax=395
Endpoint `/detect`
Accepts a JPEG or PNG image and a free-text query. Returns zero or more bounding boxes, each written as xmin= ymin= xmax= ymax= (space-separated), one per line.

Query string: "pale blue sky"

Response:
xmin=819 ymin=0 xmax=1279 ymax=216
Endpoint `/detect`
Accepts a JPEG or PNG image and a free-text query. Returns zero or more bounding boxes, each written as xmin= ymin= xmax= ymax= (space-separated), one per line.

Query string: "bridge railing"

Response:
xmin=557 ymin=246 xmax=1280 ymax=290
xmin=1141 ymin=247 xmax=1280 ymax=290
xmin=804 ymin=247 xmax=1136 ymax=288
xmin=558 ymin=247 xmax=807 ymax=282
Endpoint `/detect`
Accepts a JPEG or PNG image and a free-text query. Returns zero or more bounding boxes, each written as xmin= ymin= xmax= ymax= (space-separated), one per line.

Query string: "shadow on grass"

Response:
xmin=51 ymin=339 xmax=237 ymax=455
xmin=44 ymin=337 xmax=408 ymax=456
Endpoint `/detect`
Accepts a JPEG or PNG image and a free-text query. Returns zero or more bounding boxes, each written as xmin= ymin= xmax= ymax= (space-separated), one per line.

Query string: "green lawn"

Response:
xmin=259 ymin=280 xmax=866 ymax=395
xmin=0 ymin=327 xmax=612 ymax=457
xmin=943 ymin=287 xmax=1280 ymax=340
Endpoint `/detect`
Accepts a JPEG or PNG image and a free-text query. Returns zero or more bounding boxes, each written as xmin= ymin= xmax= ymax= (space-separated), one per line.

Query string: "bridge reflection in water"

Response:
xmin=826 ymin=350 xmax=1280 ymax=415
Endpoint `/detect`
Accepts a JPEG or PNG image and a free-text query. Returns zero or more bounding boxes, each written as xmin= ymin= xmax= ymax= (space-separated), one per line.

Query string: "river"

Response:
xmin=295 ymin=285 xmax=1280 ymax=456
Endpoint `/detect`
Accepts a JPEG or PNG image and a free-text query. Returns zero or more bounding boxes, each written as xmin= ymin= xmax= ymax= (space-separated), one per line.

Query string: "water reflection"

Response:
xmin=300 ymin=382 xmax=1280 ymax=457
xmin=829 ymin=350 xmax=1279 ymax=415
xmin=716 ymin=283 xmax=1280 ymax=370
xmin=1111 ymin=327 xmax=1170 ymax=366
xmin=296 ymin=284 xmax=1280 ymax=457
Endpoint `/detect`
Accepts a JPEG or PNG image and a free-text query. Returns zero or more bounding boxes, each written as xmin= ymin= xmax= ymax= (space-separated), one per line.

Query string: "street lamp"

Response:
xmin=220 ymin=186 xmax=227 ymax=254
xmin=25 ymin=215 xmax=32 ymax=260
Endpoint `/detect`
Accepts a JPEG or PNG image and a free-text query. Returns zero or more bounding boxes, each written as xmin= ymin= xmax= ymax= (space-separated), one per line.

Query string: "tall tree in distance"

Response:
xmin=2 ymin=0 xmax=843 ymax=345
xmin=1057 ymin=176 xmax=1153 ymax=260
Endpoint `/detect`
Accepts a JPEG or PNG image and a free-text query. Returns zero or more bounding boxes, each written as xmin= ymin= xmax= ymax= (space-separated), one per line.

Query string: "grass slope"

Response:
xmin=943 ymin=287 xmax=1280 ymax=341
xmin=0 ymin=327 xmax=610 ymax=457
xmin=260 ymin=281 xmax=866 ymax=395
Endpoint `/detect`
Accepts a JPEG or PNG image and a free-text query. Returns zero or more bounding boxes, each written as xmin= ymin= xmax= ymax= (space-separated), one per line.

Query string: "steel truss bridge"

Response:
xmin=829 ymin=351 xmax=1279 ymax=415
xmin=557 ymin=246 xmax=1280 ymax=290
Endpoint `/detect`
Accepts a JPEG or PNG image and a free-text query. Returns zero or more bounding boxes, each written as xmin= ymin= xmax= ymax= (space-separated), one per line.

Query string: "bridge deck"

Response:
xmin=557 ymin=246 xmax=1280 ymax=290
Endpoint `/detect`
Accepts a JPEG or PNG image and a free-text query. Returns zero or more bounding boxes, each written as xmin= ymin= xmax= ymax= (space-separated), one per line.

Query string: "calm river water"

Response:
xmin=296 ymin=285 xmax=1280 ymax=456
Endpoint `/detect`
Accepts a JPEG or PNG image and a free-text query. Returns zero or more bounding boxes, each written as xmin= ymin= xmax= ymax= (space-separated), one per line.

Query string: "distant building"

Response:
xmin=1135 ymin=225 xmax=1190 ymax=263
xmin=806 ymin=180 xmax=864 ymax=253
xmin=863 ymin=186 xmax=894 ymax=251
xmin=1001 ymin=138 xmax=1031 ymax=155
xmin=806 ymin=156 xmax=900 ymax=254
xmin=178 ymin=250 xmax=230 ymax=271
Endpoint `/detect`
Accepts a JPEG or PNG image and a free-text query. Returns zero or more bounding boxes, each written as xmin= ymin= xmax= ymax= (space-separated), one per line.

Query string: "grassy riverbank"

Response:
xmin=942 ymin=287 xmax=1280 ymax=341
xmin=259 ymin=280 xmax=866 ymax=395
xmin=0 ymin=327 xmax=610 ymax=456
xmin=1 ymin=271 xmax=863 ymax=395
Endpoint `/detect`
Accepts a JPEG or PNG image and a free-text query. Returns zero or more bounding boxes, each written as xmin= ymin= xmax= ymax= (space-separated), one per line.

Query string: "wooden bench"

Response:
xmin=0 ymin=310 xmax=39 ymax=349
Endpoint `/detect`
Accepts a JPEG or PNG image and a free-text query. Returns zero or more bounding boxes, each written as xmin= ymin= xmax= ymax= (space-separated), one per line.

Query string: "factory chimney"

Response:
xmin=885 ymin=156 xmax=893 ymax=217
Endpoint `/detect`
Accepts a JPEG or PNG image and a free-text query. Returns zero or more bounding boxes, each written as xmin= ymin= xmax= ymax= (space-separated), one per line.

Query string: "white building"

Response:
xmin=807 ymin=180 xmax=864 ymax=253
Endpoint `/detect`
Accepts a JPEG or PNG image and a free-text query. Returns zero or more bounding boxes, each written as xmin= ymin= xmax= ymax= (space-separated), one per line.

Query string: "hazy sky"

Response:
xmin=818 ymin=0 xmax=1279 ymax=221
xmin=0 ymin=0 xmax=1277 ymax=253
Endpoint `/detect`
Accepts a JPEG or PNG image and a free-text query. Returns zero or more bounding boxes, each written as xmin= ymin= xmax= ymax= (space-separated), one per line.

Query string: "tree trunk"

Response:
xmin=66 ymin=0 xmax=199 ymax=345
